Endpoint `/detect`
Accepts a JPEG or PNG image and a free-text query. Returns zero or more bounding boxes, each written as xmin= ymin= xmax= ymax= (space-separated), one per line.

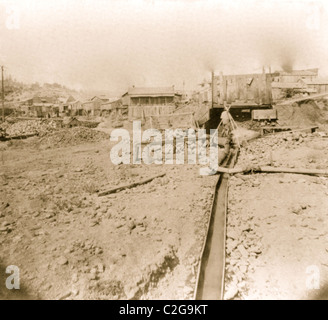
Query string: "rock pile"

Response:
xmin=39 ymin=127 xmax=108 ymax=148
xmin=238 ymin=131 xmax=312 ymax=167
xmin=1 ymin=119 xmax=58 ymax=137
xmin=276 ymin=101 xmax=328 ymax=127
xmin=224 ymin=175 xmax=263 ymax=300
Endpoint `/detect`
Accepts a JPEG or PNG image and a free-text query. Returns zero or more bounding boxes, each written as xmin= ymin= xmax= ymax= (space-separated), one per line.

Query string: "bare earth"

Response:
xmin=0 ymin=135 xmax=216 ymax=300
xmin=0 ymin=127 xmax=327 ymax=300
xmin=225 ymin=131 xmax=328 ymax=300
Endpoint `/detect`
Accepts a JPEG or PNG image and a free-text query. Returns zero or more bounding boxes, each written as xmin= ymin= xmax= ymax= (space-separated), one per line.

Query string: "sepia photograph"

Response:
xmin=0 ymin=0 xmax=327 ymax=303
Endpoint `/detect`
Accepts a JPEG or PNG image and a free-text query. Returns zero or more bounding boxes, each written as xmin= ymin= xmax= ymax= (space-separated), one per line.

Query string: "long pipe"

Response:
xmin=215 ymin=166 xmax=328 ymax=176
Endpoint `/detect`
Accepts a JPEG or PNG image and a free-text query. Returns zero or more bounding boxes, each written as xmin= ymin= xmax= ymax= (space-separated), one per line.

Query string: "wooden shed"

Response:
xmin=194 ymin=70 xmax=274 ymax=128
xmin=122 ymin=86 xmax=182 ymax=120
xmin=301 ymin=79 xmax=328 ymax=94
xmin=214 ymin=71 xmax=273 ymax=107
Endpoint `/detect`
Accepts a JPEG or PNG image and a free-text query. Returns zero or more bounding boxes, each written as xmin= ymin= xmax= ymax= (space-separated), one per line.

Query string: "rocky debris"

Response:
xmin=122 ymin=246 xmax=179 ymax=300
xmin=62 ymin=239 xmax=104 ymax=262
xmin=225 ymin=176 xmax=265 ymax=299
xmin=124 ymin=278 xmax=143 ymax=300
xmin=224 ymin=127 xmax=328 ymax=299
xmin=89 ymin=219 xmax=99 ymax=227
xmin=58 ymin=291 xmax=72 ymax=300
xmin=1 ymin=119 xmax=58 ymax=137
xmin=127 ymin=220 xmax=136 ymax=232
xmin=291 ymin=204 xmax=308 ymax=215
xmin=276 ymin=101 xmax=328 ymax=127
xmin=57 ymin=256 xmax=68 ymax=266
xmin=88 ymin=267 xmax=98 ymax=280
xmin=0 ymin=131 xmax=218 ymax=300
xmin=88 ymin=279 xmax=125 ymax=300
xmin=224 ymin=282 xmax=239 ymax=300
xmin=0 ymin=202 xmax=10 ymax=214
xmin=38 ymin=127 xmax=108 ymax=148
xmin=0 ymin=220 xmax=13 ymax=234
xmin=238 ymin=132 xmax=312 ymax=167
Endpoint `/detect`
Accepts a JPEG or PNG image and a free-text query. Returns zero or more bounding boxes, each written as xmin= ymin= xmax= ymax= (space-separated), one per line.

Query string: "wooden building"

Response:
xmin=271 ymin=82 xmax=314 ymax=100
xmin=100 ymin=98 xmax=123 ymax=117
xmin=122 ymin=86 xmax=182 ymax=120
xmin=81 ymin=101 xmax=95 ymax=116
xmin=122 ymin=86 xmax=180 ymax=106
xmin=301 ymin=79 xmax=328 ymax=94
xmin=272 ymin=69 xmax=318 ymax=83
xmin=214 ymin=71 xmax=273 ymax=107
xmin=90 ymin=96 xmax=110 ymax=111
xmin=194 ymin=70 xmax=274 ymax=128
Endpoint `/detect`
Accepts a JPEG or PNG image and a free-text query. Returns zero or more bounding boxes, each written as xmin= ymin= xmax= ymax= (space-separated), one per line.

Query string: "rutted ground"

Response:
xmin=0 ymin=133 xmax=217 ymax=300
xmin=2 ymin=124 xmax=328 ymax=300
xmin=225 ymin=130 xmax=328 ymax=300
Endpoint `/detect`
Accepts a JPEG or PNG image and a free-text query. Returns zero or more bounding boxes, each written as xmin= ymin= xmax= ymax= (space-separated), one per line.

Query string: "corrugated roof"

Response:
xmin=127 ymin=87 xmax=175 ymax=97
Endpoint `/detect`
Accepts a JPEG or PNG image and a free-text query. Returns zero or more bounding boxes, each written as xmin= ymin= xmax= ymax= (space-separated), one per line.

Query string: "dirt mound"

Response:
xmin=0 ymin=119 xmax=58 ymax=137
xmin=276 ymin=101 xmax=328 ymax=127
xmin=38 ymin=127 xmax=108 ymax=148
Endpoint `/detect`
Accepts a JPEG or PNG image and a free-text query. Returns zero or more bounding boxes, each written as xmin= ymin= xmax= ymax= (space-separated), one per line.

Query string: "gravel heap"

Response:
xmin=276 ymin=101 xmax=328 ymax=127
xmin=0 ymin=119 xmax=58 ymax=137
xmin=38 ymin=127 xmax=108 ymax=148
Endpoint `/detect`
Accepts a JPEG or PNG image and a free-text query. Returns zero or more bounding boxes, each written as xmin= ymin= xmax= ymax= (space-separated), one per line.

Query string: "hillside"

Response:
xmin=3 ymin=77 xmax=86 ymax=107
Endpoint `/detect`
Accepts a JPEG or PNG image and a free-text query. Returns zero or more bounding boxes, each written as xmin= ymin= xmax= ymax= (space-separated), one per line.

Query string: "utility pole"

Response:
xmin=211 ymin=71 xmax=214 ymax=109
xmin=1 ymin=66 xmax=4 ymax=122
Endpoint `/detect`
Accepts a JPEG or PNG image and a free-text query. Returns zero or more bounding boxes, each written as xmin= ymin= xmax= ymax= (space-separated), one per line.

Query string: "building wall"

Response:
xmin=216 ymin=73 xmax=273 ymax=105
xmin=308 ymin=84 xmax=328 ymax=93
xmin=130 ymin=96 xmax=174 ymax=106
xmin=272 ymin=88 xmax=285 ymax=100
xmin=279 ymin=75 xmax=316 ymax=83
xmin=122 ymin=94 xmax=130 ymax=106
xmin=128 ymin=105 xmax=176 ymax=120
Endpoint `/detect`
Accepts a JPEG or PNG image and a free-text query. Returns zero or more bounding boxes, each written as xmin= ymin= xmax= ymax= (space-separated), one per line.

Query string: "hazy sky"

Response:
xmin=0 ymin=0 xmax=327 ymax=94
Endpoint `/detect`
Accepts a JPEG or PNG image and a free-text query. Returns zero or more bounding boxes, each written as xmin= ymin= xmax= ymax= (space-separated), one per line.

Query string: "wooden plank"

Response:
xmin=256 ymin=75 xmax=261 ymax=104
xmin=223 ymin=74 xmax=227 ymax=102
xmin=219 ymin=72 xmax=224 ymax=105
xmin=260 ymin=125 xmax=318 ymax=136
xmin=98 ymin=173 xmax=166 ymax=196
